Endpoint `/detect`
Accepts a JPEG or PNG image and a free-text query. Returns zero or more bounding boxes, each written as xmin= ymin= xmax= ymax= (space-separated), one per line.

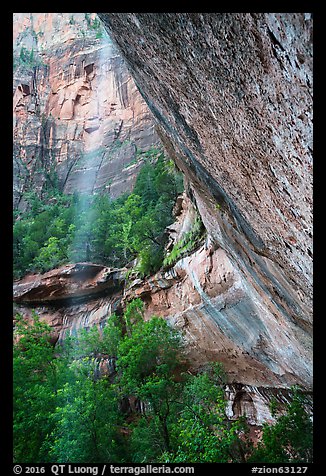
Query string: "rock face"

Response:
xmin=13 ymin=13 xmax=313 ymax=424
xmin=13 ymin=13 xmax=159 ymax=209
xmin=13 ymin=194 xmax=312 ymax=425
xmin=13 ymin=262 xmax=126 ymax=304
xmin=13 ymin=262 xmax=126 ymax=344
xmin=98 ymin=13 xmax=313 ymax=388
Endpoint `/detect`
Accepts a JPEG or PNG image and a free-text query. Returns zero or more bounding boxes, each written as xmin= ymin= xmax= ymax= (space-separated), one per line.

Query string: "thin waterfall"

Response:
xmin=69 ymin=25 xmax=113 ymax=264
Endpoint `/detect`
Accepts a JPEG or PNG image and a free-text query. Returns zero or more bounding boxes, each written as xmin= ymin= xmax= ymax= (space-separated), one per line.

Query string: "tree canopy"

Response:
xmin=13 ymin=302 xmax=313 ymax=463
xmin=14 ymin=150 xmax=184 ymax=279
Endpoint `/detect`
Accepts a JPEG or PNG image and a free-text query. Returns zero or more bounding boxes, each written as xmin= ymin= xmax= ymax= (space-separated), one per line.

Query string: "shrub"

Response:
xmin=163 ymin=215 xmax=205 ymax=268
xmin=13 ymin=151 xmax=184 ymax=278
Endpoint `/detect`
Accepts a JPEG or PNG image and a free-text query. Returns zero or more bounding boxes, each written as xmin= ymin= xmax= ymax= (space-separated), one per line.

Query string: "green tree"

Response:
xmin=49 ymin=359 xmax=123 ymax=463
xmin=13 ymin=304 xmax=313 ymax=464
xmin=162 ymin=363 xmax=249 ymax=463
xmin=33 ymin=236 xmax=67 ymax=272
xmin=46 ymin=314 xmax=124 ymax=462
xmin=128 ymin=414 xmax=167 ymax=462
xmin=13 ymin=312 xmax=57 ymax=462
xmin=13 ymin=192 xmax=75 ymax=277
xmin=13 ymin=150 xmax=184 ymax=277
xmin=135 ymin=243 xmax=164 ymax=277
xmin=117 ymin=304 xmax=184 ymax=455
xmin=248 ymin=388 xmax=313 ymax=463
xmin=63 ymin=313 xmax=122 ymax=361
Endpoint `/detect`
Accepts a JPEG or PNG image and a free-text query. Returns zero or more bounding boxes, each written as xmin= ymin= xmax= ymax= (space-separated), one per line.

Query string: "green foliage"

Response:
xmin=117 ymin=311 xmax=182 ymax=396
xmin=13 ymin=304 xmax=313 ymax=463
xmin=13 ymin=193 xmax=74 ymax=279
xmin=136 ymin=244 xmax=164 ymax=277
xmin=84 ymin=13 xmax=102 ymax=32
xmin=16 ymin=46 xmax=44 ymax=69
xmin=33 ymin=236 xmax=67 ymax=272
xmin=249 ymin=388 xmax=313 ymax=463
xmin=62 ymin=313 xmax=123 ymax=363
xmin=48 ymin=360 xmax=123 ymax=463
xmin=13 ymin=312 xmax=57 ymax=462
xmin=20 ymin=46 xmax=34 ymax=64
xmin=128 ymin=415 xmax=166 ymax=462
xmin=117 ymin=301 xmax=189 ymax=459
xmin=123 ymin=298 xmax=144 ymax=335
xmin=163 ymin=214 xmax=205 ymax=268
xmin=161 ymin=363 xmax=249 ymax=463
xmin=13 ymin=151 xmax=184 ymax=278
xmin=44 ymin=163 xmax=60 ymax=193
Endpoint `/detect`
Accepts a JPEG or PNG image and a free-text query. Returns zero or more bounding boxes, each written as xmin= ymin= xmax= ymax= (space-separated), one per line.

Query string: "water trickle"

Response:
xmin=70 ymin=28 xmax=114 ymax=264
xmin=94 ymin=355 xmax=117 ymax=380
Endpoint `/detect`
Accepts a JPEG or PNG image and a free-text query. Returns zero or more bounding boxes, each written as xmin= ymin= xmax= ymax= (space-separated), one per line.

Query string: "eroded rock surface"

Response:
xmin=13 ymin=262 xmax=126 ymax=304
xmin=13 ymin=13 xmax=159 ymax=209
xmin=13 ymin=262 xmax=125 ymax=346
xmin=98 ymin=13 xmax=313 ymax=387
xmin=14 ymin=293 xmax=122 ymax=346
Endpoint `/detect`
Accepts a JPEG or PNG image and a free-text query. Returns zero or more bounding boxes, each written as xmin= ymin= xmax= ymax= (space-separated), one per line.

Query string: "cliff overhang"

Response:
xmin=13 ymin=262 xmax=127 ymax=305
xmin=97 ymin=13 xmax=313 ymax=390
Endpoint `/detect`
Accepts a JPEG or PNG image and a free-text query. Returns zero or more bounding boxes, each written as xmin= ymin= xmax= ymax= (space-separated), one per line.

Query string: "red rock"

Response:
xmin=13 ymin=262 xmax=127 ymax=304
xmin=13 ymin=13 xmax=160 ymax=209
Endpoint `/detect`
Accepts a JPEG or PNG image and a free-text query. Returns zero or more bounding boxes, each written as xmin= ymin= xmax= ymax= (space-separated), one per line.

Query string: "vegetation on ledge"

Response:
xmin=163 ymin=214 xmax=205 ymax=269
xmin=13 ymin=150 xmax=184 ymax=279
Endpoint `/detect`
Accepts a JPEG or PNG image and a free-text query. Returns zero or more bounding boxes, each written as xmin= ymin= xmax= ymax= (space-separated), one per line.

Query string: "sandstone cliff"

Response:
xmin=97 ymin=13 xmax=313 ymax=389
xmin=13 ymin=13 xmax=159 ymax=210
xmin=13 ymin=13 xmax=313 ymax=425
xmin=13 ymin=194 xmax=312 ymax=425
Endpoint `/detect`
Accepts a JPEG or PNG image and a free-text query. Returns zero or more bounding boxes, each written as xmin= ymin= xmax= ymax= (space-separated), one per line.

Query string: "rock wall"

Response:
xmin=98 ymin=13 xmax=313 ymax=388
xmin=13 ymin=262 xmax=125 ymax=344
xmin=13 ymin=13 xmax=313 ymax=424
xmin=13 ymin=13 xmax=159 ymax=209
xmin=13 ymin=193 xmax=312 ymax=425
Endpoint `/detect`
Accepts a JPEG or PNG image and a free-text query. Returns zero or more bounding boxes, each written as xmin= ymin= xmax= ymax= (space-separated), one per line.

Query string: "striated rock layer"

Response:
xmin=13 ymin=193 xmax=312 ymax=425
xmin=13 ymin=262 xmax=126 ymax=304
xmin=98 ymin=13 xmax=313 ymax=389
xmin=13 ymin=13 xmax=159 ymax=210
xmin=13 ymin=262 xmax=125 ymax=344
xmin=13 ymin=13 xmax=313 ymax=424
